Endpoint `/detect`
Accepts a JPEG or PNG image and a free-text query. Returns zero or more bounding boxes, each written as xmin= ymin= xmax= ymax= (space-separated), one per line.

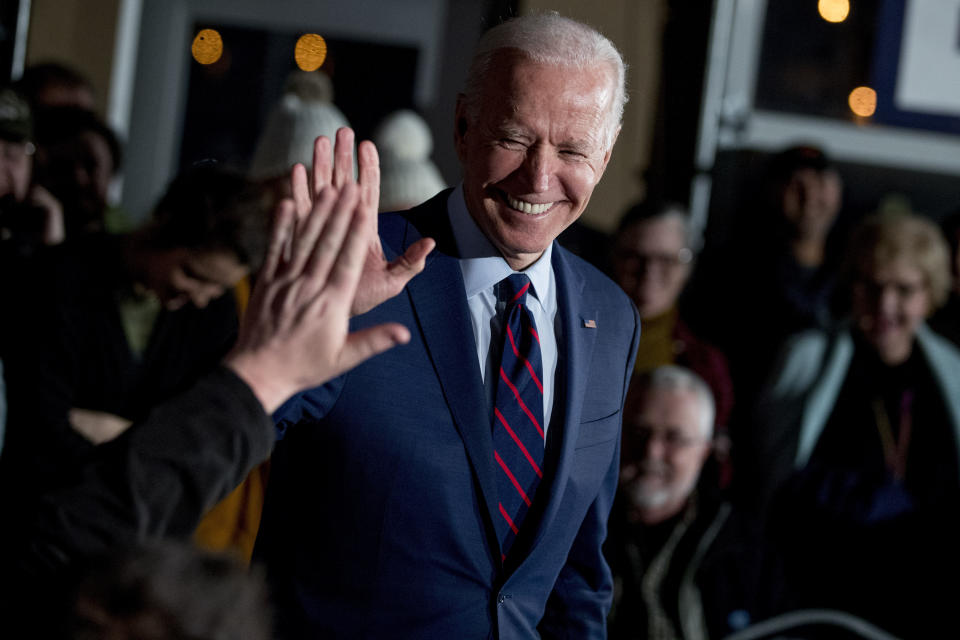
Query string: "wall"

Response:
xmin=25 ymin=0 xmax=120 ymax=116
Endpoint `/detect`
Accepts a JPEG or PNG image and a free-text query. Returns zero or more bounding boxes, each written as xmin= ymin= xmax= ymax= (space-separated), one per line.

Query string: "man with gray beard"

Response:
xmin=605 ymin=366 xmax=787 ymax=640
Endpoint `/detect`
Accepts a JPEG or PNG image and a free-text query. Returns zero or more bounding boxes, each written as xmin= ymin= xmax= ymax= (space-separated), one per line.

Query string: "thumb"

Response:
xmin=336 ymin=323 xmax=411 ymax=374
xmin=387 ymin=237 xmax=436 ymax=282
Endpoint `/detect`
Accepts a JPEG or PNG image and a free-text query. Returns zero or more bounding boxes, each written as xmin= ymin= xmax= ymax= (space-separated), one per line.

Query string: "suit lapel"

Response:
xmin=388 ymin=198 xmax=503 ymax=556
xmin=529 ymin=246 xmax=597 ymax=551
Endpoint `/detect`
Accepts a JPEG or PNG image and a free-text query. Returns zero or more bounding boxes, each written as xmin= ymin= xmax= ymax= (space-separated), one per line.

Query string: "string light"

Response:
xmin=848 ymin=86 xmax=877 ymax=117
xmin=818 ymin=0 xmax=850 ymax=23
xmin=191 ymin=29 xmax=224 ymax=65
xmin=295 ymin=34 xmax=327 ymax=72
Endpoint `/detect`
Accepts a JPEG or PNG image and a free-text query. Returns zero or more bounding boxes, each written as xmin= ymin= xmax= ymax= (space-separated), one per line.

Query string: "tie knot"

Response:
xmin=499 ymin=274 xmax=532 ymax=307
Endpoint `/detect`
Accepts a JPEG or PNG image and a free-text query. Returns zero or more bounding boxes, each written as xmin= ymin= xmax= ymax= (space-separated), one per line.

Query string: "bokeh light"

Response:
xmin=818 ymin=0 xmax=850 ymax=23
xmin=295 ymin=34 xmax=328 ymax=72
xmin=848 ymin=86 xmax=877 ymax=117
xmin=191 ymin=29 xmax=224 ymax=65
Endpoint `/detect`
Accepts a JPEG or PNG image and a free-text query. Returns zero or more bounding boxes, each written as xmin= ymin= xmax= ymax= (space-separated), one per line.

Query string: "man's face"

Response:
xmin=0 ymin=138 xmax=33 ymax=201
xmin=780 ymin=168 xmax=842 ymax=240
xmin=613 ymin=217 xmax=691 ymax=319
xmin=143 ymin=248 xmax=248 ymax=311
xmin=620 ymin=387 xmax=711 ymax=521
xmin=455 ymin=54 xmax=616 ymax=270
xmin=39 ymin=131 xmax=114 ymax=230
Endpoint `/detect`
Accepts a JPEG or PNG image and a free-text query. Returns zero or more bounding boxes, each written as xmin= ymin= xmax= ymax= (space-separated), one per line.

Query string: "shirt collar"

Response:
xmin=448 ymin=183 xmax=554 ymax=302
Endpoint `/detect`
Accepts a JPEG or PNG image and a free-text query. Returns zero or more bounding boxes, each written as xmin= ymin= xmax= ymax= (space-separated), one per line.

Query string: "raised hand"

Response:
xmin=290 ymin=128 xmax=435 ymax=316
xmin=224 ymin=182 xmax=411 ymax=414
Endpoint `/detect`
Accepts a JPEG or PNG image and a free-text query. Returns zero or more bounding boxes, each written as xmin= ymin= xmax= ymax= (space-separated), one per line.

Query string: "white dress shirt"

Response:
xmin=447 ymin=184 xmax=559 ymax=437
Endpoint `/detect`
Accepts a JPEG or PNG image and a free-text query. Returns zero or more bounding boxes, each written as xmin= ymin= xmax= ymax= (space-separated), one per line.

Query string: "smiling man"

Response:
xmin=455 ymin=50 xmax=617 ymax=270
xmin=264 ymin=13 xmax=640 ymax=639
xmin=606 ymin=366 xmax=788 ymax=639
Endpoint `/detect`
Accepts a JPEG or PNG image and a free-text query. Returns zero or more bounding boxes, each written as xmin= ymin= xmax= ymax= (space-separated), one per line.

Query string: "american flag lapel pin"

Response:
xmin=583 ymin=319 xmax=597 ymax=328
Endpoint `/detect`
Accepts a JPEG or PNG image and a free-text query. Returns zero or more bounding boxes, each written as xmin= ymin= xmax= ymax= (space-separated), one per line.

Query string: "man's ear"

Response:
xmin=453 ymin=94 xmax=470 ymax=164
xmin=596 ymin=125 xmax=621 ymax=182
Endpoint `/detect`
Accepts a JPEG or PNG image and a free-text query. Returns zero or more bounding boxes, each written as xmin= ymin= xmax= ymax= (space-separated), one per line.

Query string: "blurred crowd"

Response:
xmin=1 ymin=52 xmax=959 ymax=640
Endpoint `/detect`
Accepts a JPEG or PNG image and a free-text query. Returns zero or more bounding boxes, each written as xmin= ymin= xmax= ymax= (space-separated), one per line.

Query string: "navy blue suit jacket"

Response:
xmin=263 ymin=191 xmax=641 ymax=639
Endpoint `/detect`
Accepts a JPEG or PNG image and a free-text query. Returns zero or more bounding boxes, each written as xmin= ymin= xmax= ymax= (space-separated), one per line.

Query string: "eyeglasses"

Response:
xmin=614 ymin=247 xmax=693 ymax=272
xmin=0 ymin=139 xmax=34 ymax=163
xmin=626 ymin=425 xmax=707 ymax=452
xmin=853 ymin=275 xmax=926 ymax=301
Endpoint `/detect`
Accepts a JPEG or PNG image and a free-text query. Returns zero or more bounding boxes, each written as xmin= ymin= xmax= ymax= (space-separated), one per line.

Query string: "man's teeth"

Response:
xmin=505 ymin=194 xmax=553 ymax=214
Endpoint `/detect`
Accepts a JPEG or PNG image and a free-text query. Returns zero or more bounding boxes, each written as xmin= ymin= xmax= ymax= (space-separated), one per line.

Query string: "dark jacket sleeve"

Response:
xmin=6 ymin=365 xmax=274 ymax=583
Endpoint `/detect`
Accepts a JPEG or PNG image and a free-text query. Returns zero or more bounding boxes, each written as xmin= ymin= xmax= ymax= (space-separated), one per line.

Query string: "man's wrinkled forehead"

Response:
xmin=476 ymin=52 xmax=616 ymax=144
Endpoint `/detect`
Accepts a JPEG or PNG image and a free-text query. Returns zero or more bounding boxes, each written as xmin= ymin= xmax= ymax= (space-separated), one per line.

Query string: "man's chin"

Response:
xmin=626 ymin=479 xmax=673 ymax=510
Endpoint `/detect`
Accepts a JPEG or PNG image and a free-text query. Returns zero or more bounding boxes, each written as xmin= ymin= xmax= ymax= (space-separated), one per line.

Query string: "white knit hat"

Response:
xmin=249 ymin=71 xmax=350 ymax=181
xmin=372 ymin=110 xmax=446 ymax=211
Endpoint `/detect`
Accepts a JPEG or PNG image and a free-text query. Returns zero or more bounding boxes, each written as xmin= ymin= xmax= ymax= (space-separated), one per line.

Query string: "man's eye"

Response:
xmin=500 ymin=138 xmax=525 ymax=148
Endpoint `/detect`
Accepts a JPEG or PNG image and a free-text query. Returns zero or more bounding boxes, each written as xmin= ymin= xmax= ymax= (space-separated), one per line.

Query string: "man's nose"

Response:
xmin=73 ymin=164 xmax=92 ymax=187
xmin=522 ymin=146 xmax=553 ymax=193
xmin=642 ymin=434 xmax=666 ymax=461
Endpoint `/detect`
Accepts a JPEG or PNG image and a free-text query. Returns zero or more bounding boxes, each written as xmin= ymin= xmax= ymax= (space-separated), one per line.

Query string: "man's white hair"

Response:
xmin=462 ymin=12 xmax=627 ymax=151
xmin=642 ymin=365 xmax=715 ymax=439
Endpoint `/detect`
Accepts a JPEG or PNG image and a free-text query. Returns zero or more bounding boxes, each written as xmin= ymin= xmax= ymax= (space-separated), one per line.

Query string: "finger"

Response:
xmin=324 ymin=193 xmax=376 ymax=302
xmin=288 ymin=186 xmax=339 ymax=279
xmin=311 ymin=136 xmax=332 ymax=199
xmin=332 ymin=127 xmax=356 ymax=190
xmin=261 ymin=199 xmax=296 ymax=282
xmin=335 ymin=323 xmax=411 ymax=375
xmin=386 ymin=237 xmax=436 ymax=283
xmin=291 ymin=164 xmax=312 ymax=219
xmin=357 ymin=140 xmax=381 ymax=214
xmin=299 ymin=183 xmax=360 ymax=301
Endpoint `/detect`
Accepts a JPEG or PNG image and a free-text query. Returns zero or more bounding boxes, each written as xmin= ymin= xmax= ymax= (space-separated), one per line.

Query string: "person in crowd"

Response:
xmin=248 ymin=70 xmax=350 ymax=204
xmin=371 ymin=109 xmax=446 ymax=211
xmin=753 ymin=210 xmax=960 ymax=637
xmin=0 ymin=88 xmax=63 ymax=450
xmin=611 ymin=200 xmax=734 ymax=484
xmin=0 ymin=166 xmax=268 ymax=513
xmin=765 ymin=145 xmax=844 ymax=325
xmin=0 ymin=168 xmax=414 ymax=635
xmin=15 ymin=61 xmax=96 ymax=111
xmin=690 ymin=145 xmax=844 ymax=410
xmin=31 ymin=105 xmax=123 ymax=237
xmin=606 ymin=366 xmax=786 ymax=639
xmin=0 ymin=87 xmax=64 ymax=258
xmin=263 ymin=13 xmax=638 ymax=638
xmin=927 ymin=208 xmax=960 ymax=347
xmin=68 ymin=541 xmax=272 ymax=640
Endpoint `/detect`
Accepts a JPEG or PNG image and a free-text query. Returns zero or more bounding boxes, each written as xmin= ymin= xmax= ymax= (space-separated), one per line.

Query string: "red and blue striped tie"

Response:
xmin=493 ymin=274 xmax=544 ymax=561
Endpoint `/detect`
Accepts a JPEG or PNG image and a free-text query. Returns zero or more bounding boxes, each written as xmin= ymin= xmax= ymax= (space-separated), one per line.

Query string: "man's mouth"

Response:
xmin=504 ymin=192 xmax=554 ymax=215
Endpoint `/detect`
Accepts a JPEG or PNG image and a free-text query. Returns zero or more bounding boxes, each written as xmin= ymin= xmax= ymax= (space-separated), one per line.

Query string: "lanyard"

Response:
xmin=872 ymin=390 xmax=914 ymax=482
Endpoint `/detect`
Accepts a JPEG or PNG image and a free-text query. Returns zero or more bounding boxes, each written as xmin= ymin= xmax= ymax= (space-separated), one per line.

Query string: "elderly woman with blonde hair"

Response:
xmin=752 ymin=210 xmax=960 ymax=637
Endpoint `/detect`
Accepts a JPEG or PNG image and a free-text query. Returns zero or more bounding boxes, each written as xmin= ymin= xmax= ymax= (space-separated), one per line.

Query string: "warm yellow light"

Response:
xmin=295 ymin=34 xmax=328 ymax=72
xmin=191 ymin=29 xmax=224 ymax=65
xmin=818 ymin=0 xmax=850 ymax=23
xmin=848 ymin=86 xmax=877 ymax=117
